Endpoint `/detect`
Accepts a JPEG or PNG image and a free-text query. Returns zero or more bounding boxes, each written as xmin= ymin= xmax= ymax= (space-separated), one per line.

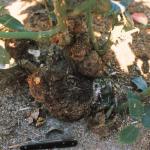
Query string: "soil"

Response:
xmin=0 ymin=0 xmax=150 ymax=150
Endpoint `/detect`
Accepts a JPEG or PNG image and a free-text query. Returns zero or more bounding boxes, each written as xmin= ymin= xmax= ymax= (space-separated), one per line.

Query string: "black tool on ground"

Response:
xmin=20 ymin=139 xmax=78 ymax=150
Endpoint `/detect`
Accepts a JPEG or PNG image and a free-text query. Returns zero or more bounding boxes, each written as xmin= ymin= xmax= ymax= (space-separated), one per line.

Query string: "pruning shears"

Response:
xmin=20 ymin=139 xmax=78 ymax=150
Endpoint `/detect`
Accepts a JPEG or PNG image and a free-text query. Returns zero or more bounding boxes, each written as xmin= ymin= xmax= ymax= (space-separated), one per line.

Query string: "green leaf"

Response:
xmin=0 ymin=46 xmax=16 ymax=69
xmin=131 ymin=76 xmax=147 ymax=91
xmin=142 ymin=105 xmax=150 ymax=128
xmin=127 ymin=91 xmax=144 ymax=119
xmin=144 ymin=105 xmax=150 ymax=115
xmin=118 ymin=125 xmax=140 ymax=144
xmin=141 ymin=87 xmax=150 ymax=97
xmin=0 ymin=14 xmax=25 ymax=31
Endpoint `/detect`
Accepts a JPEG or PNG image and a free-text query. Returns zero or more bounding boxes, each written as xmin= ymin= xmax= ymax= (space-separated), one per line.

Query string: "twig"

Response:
xmin=19 ymin=107 xmax=31 ymax=111
xmin=86 ymin=1 xmax=98 ymax=50
xmin=69 ymin=0 xmax=96 ymax=16
xmin=52 ymin=0 xmax=70 ymax=45
xmin=8 ymin=140 xmax=35 ymax=149
xmin=9 ymin=143 xmax=23 ymax=149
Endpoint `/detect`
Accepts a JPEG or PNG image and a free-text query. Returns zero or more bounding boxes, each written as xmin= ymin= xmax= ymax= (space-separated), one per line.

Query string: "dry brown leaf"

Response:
xmin=36 ymin=117 xmax=45 ymax=127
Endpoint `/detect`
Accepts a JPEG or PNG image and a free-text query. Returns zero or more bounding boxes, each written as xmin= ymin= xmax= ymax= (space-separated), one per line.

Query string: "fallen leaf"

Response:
xmin=131 ymin=13 xmax=148 ymax=25
xmin=45 ymin=127 xmax=63 ymax=138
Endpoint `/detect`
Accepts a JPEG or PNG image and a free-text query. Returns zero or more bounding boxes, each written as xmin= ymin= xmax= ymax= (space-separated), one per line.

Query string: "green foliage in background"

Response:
xmin=0 ymin=14 xmax=25 ymax=31
xmin=127 ymin=91 xmax=144 ymax=119
xmin=118 ymin=81 xmax=150 ymax=144
xmin=119 ymin=125 xmax=139 ymax=144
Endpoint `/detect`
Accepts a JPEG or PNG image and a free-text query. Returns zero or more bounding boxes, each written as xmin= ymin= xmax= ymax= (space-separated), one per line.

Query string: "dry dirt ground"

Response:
xmin=0 ymin=0 xmax=150 ymax=150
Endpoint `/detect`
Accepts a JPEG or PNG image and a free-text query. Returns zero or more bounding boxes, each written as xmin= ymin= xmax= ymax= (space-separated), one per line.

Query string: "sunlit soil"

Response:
xmin=134 ymin=0 xmax=150 ymax=8
xmin=111 ymin=41 xmax=135 ymax=73
xmin=5 ymin=0 xmax=37 ymax=24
